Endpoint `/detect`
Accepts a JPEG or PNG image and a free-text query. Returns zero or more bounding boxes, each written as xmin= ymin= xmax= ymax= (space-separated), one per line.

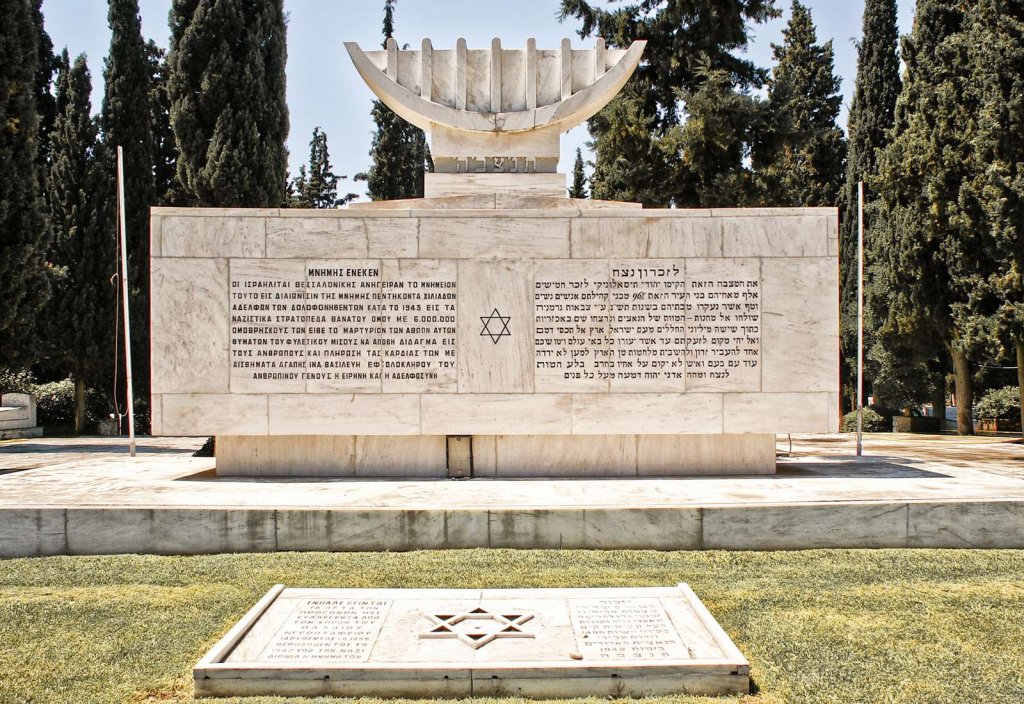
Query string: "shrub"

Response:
xmin=0 ymin=368 xmax=36 ymax=394
xmin=841 ymin=407 xmax=889 ymax=433
xmin=975 ymin=385 xmax=1022 ymax=420
xmin=33 ymin=378 xmax=77 ymax=428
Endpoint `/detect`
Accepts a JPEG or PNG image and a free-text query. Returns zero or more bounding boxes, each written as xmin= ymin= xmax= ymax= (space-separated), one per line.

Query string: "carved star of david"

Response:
xmin=419 ymin=607 xmax=534 ymax=649
xmin=480 ymin=308 xmax=511 ymax=344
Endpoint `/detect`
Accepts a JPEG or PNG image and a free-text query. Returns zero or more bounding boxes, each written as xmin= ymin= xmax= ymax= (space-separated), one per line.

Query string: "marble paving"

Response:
xmin=1 ymin=434 xmax=1023 ymax=555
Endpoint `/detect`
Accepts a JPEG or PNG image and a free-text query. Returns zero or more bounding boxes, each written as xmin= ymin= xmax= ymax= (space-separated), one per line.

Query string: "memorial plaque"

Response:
xmin=196 ymin=585 xmax=749 ymax=698
xmin=259 ymin=598 xmax=390 ymax=662
xmin=229 ymin=260 xmax=458 ymax=393
xmin=569 ymin=598 xmax=689 ymax=660
xmin=229 ymin=257 xmax=765 ymax=397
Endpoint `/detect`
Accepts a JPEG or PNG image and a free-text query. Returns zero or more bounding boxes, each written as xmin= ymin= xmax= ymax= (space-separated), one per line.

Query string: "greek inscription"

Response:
xmin=260 ymin=599 xmax=390 ymax=662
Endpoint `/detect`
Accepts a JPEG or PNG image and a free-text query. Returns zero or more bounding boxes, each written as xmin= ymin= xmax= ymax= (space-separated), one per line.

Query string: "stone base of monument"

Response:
xmin=214 ymin=433 xmax=777 ymax=477
xmin=194 ymin=584 xmax=749 ymax=698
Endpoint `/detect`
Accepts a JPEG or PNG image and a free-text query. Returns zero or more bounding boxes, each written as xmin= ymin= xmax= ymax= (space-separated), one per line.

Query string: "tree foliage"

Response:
xmin=147 ymin=41 xmax=181 ymax=206
xmin=102 ymin=0 xmax=155 ymax=407
xmin=0 ymin=0 xmax=51 ymax=369
xmin=358 ymin=1 xmax=431 ymax=201
xmin=838 ymin=0 xmax=901 ymax=411
xmin=290 ymin=127 xmax=356 ymax=208
xmin=756 ymin=1 xmax=846 ymax=207
xmin=168 ymin=0 xmax=290 ymax=207
xmin=669 ymin=60 xmax=763 ymax=207
xmin=559 ymin=0 xmax=779 ymax=206
xmin=569 ymin=148 xmax=588 ymax=199
xmin=47 ymin=52 xmax=115 ymax=431
xmin=971 ymin=0 xmax=1024 ymax=433
xmin=31 ymin=0 xmax=58 ymax=201
xmin=873 ymin=0 xmax=988 ymax=433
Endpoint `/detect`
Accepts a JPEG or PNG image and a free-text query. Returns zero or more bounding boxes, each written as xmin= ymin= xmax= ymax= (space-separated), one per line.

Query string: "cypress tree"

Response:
xmin=757 ymin=1 xmax=846 ymax=207
xmin=147 ymin=41 xmax=182 ymax=206
xmin=102 ymin=0 xmax=155 ymax=418
xmin=48 ymin=52 xmax=115 ymax=432
xmin=168 ymin=0 xmax=290 ymax=206
xmin=972 ymin=0 xmax=1024 ymax=434
xmin=0 ymin=0 xmax=50 ymax=370
xmin=559 ymin=0 xmax=779 ymax=207
xmin=568 ymin=148 xmax=588 ymax=199
xmin=874 ymin=0 xmax=986 ymax=434
xmin=291 ymin=127 xmax=355 ymax=208
xmin=359 ymin=0 xmax=431 ymax=201
xmin=32 ymin=0 xmax=58 ymax=202
xmin=838 ymin=0 xmax=901 ymax=413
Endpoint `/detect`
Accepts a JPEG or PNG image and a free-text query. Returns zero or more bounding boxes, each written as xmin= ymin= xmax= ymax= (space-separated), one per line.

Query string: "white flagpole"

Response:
xmin=117 ymin=146 xmax=136 ymax=457
xmin=856 ymin=181 xmax=865 ymax=457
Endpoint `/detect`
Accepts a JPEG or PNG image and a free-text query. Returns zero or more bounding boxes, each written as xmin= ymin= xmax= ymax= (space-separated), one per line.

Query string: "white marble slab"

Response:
xmin=761 ymin=258 xmax=837 ymax=393
xmin=419 ymin=216 xmax=570 ymax=259
xmin=161 ymin=215 xmax=265 ymax=258
xmin=151 ymin=258 xmax=230 ymax=394
xmin=195 ymin=585 xmax=749 ymax=698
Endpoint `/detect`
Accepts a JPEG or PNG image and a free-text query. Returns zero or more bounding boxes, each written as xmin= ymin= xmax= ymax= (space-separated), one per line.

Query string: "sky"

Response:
xmin=41 ymin=0 xmax=915 ymax=203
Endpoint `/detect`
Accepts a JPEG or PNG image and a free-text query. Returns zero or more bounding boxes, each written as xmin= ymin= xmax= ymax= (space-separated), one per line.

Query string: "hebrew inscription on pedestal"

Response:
xmin=196 ymin=585 xmax=750 ymax=699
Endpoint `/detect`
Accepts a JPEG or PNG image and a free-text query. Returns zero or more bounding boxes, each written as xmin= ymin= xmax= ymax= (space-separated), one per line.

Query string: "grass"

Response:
xmin=1 ymin=549 xmax=1023 ymax=704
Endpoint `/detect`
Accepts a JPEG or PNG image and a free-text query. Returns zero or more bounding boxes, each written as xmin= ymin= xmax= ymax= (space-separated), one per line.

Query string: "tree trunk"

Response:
xmin=1017 ymin=341 xmax=1024 ymax=440
xmin=73 ymin=377 xmax=86 ymax=435
xmin=931 ymin=374 xmax=946 ymax=433
xmin=952 ymin=348 xmax=974 ymax=436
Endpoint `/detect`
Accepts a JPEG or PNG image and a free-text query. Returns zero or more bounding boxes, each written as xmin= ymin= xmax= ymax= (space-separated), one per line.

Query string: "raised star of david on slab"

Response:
xmin=419 ymin=607 xmax=534 ymax=649
xmin=480 ymin=308 xmax=511 ymax=344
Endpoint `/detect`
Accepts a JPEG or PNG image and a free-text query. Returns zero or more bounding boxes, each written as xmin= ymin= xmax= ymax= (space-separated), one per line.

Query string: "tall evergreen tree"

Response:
xmin=359 ymin=0 xmax=431 ymax=201
xmin=0 ymin=0 xmax=50 ymax=369
xmin=48 ymin=52 xmax=115 ymax=432
xmin=147 ymin=41 xmax=181 ymax=206
xmin=291 ymin=127 xmax=356 ymax=208
xmin=670 ymin=60 xmax=764 ymax=207
xmin=31 ymin=0 xmax=58 ymax=203
xmin=838 ymin=0 xmax=901 ymax=413
xmin=756 ymin=1 xmax=846 ymax=207
xmin=559 ymin=0 xmax=779 ymax=206
xmin=586 ymin=81 xmax=665 ymax=205
xmin=102 ymin=0 xmax=155 ymax=416
xmin=168 ymin=0 xmax=289 ymax=206
xmin=874 ymin=0 xmax=987 ymax=434
xmin=972 ymin=0 xmax=1024 ymax=434
xmin=568 ymin=148 xmax=588 ymax=199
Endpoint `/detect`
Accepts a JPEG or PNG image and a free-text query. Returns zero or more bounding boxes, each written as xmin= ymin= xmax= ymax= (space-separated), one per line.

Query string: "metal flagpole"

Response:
xmin=856 ymin=181 xmax=865 ymax=457
xmin=117 ymin=146 xmax=136 ymax=457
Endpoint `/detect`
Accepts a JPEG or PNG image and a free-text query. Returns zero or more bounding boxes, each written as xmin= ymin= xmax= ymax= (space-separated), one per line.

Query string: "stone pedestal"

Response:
xmin=149 ymin=199 xmax=838 ymax=477
xmin=214 ymin=433 xmax=776 ymax=477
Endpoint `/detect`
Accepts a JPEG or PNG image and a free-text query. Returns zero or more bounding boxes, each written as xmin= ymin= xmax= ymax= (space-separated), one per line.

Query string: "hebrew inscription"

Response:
xmin=569 ymin=598 xmax=689 ymax=660
xmin=534 ymin=260 xmax=761 ymax=391
xmin=259 ymin=599 xmax=390 ymax=662
xmin=229 ymin=261 xmax=457 ymax=392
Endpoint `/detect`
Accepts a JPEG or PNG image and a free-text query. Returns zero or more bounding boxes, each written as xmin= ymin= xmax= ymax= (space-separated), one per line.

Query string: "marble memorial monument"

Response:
xmin=150 ymin=37 xmax=839 ymax=477
xmin=194 ymin=584 xmax=749 ymax=698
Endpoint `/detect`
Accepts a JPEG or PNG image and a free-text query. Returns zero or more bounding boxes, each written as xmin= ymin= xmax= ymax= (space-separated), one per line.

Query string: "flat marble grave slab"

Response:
xmin=194 ymin=584 xmax=749 ymax=698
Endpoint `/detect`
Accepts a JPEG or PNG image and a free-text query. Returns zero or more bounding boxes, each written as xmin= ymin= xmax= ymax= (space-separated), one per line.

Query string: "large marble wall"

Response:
xmin=150 ymin=205 xmax=839 ymax=446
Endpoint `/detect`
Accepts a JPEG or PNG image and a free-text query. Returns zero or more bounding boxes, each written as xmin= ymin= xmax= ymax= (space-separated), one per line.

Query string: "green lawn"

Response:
xmin=1 ymin=550 xmax=1022 ymax=704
